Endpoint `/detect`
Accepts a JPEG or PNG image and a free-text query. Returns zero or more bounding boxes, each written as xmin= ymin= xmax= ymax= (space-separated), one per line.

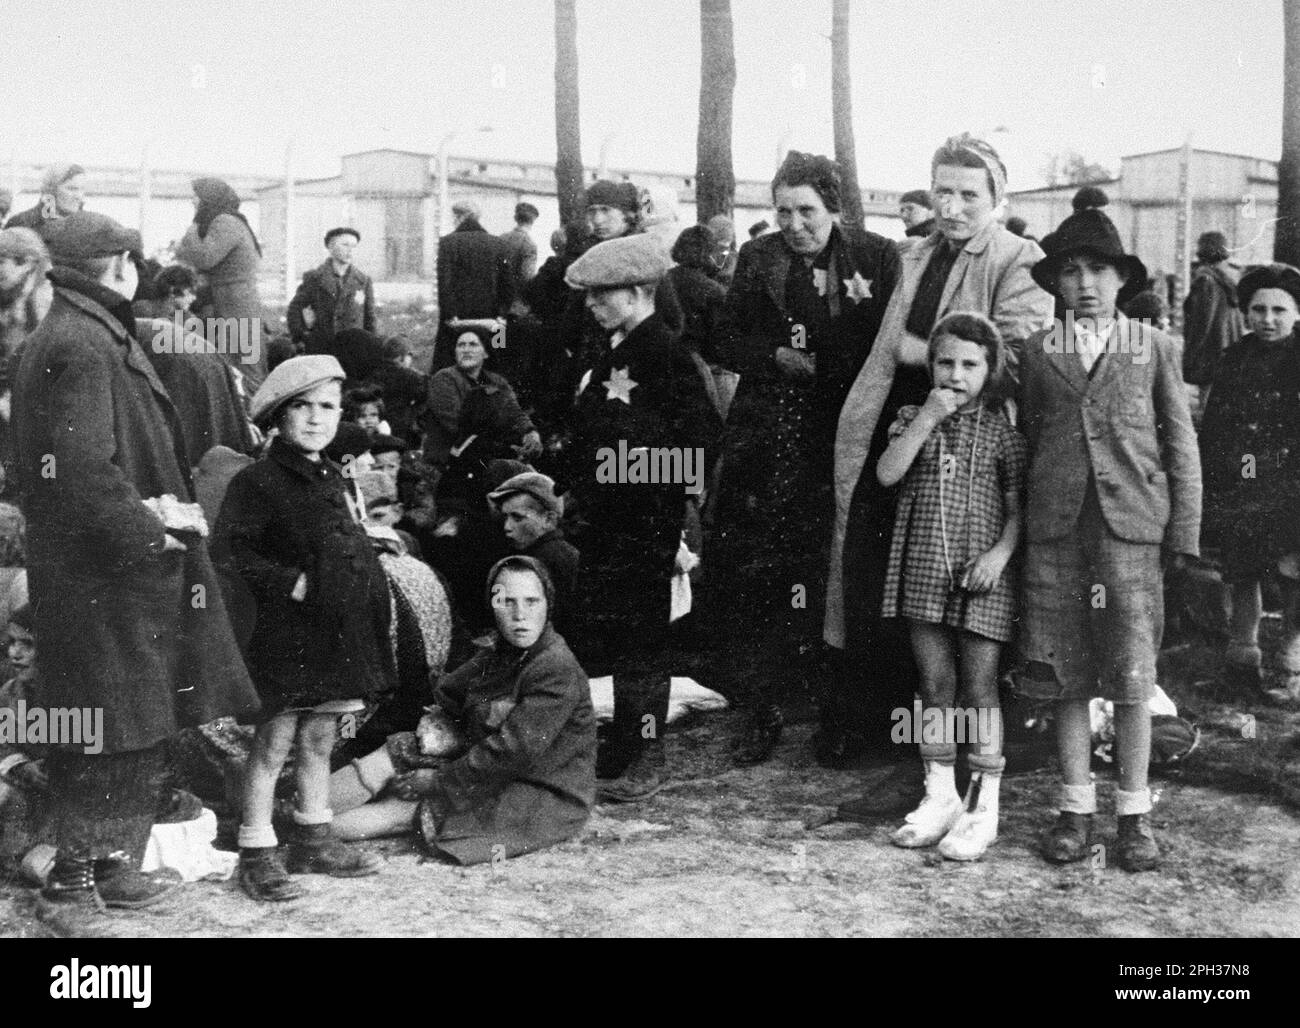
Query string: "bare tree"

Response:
xmin=1277 ymin=0 xmax=1300 ymax=264
xmin=554 ymin=0 xmax=585 ymax=227
xmin=695 ymin=0 xmax=736 ymax=223
xmin=831 ymin=0 xmax=864 ymax=228
xmin=1040 ymin=150 xmax=1114 ymax=187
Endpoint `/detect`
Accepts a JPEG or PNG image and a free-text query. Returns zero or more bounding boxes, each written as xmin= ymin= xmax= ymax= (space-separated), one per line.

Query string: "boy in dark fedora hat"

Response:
xmin=287 ymin=227 xmax=375 ymax=353
xmin=1017 ymin=189 xmax=1201 ymax=872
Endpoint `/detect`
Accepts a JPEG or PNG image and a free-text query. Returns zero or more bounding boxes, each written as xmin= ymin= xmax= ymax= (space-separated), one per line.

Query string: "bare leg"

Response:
xmin=329 ymin=749 xmax=397 ymax=814
xmin=334 ymin=798 xmax=419 ymax=841
xmin=1112 ymin=701 xmax=1152 ymax=796
xmin=1227 ymin=579 xmax=1263 ymax=659
xmin=295 ymin=713 xmax=337 ymax=818
xmin=958 ymin=633 xmax=1003 ymax=759
xmin=1055 ymin=699 xmax=1093 ymax=788
xmin=242 ymin=713 xmax=300 ymax=829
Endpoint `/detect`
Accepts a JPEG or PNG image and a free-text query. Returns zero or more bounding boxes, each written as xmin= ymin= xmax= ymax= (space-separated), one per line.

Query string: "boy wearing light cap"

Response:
xmin=560 ymin=233 xmax=722 ymax=802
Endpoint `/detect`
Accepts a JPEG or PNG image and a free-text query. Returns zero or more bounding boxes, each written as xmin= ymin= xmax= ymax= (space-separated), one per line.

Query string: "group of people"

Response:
xmin=0 ymin=127 xmax=1295 ymax=920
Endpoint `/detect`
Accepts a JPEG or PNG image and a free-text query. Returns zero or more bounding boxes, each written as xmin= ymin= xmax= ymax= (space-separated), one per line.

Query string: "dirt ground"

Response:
xmin=3 ymin=701 xmax=1298 ymax=939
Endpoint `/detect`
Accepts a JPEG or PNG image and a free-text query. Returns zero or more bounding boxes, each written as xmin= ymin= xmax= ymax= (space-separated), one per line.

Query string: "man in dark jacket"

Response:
xmin=288 ymin=227 xmax=376 ymax=353
xmin=1182 ymin=230 xmax=1243 ymax=411
xmin=434 ymin=201 xmax=513 ymax=369
xmin=11 ymin=212 xmax=260 ymax=910
xmin=499 ymin=202 xmax=540 ymax=303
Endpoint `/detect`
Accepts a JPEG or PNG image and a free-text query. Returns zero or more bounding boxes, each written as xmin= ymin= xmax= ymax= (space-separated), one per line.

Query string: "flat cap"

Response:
xmin=249 ymin=354 xmax=346 ymax=426
xmin=42 ymin=211 xmax=142 ymax=262
xmin=565 ymin=233 xmax=670 ymax=289
xmin=324 ymin=226 xmax=360 ymax=246
xmin=488 ymin=471 xmax=562 ymax=517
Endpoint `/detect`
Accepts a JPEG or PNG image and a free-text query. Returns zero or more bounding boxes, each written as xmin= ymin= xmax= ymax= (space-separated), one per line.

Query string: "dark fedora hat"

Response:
xmin=1032 ymin=187 xmax=1147 ymax=306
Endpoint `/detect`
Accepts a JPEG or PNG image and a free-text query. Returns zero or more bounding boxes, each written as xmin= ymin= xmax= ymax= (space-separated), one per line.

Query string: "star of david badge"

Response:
xmin=603 ymin=366 xmax=638 ymax=404
xmin=844 ymin=271 xmax=873 ymax=303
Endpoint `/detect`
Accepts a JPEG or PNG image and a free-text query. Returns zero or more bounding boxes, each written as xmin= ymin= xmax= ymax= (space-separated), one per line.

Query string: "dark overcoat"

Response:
xmin=288 ymin=260 xmax=377 ymax=351
xmin=11 ymin=269 xmax=260 ymax=752
xmin=417 ymin=624 xmax=595 ymax=865
xmin=213 ymin=437 xmax=395 ymax=715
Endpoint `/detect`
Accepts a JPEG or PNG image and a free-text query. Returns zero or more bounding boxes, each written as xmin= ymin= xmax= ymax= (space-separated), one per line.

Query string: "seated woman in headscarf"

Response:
xmin=328 ymin=556 xmax=595 ymax=865
xmin=422 ymin=326 xmax=541 ymax=512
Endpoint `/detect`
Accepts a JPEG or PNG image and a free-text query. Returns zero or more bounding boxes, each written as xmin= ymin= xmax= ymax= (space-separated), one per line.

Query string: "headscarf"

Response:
xmin=192 ymin=177 xmax=262 ymax=255
xmin=931 ymin=133 xmax=1008 ymax=206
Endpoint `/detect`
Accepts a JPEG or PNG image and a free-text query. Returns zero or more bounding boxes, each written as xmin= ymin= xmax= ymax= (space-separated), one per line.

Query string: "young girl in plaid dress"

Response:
xmin=877 ymin=312 xmax=1027 ymax=860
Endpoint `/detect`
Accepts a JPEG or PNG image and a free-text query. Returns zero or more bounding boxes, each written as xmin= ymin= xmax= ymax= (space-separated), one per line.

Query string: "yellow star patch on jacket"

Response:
xmin=843 ymin=271 xmax=873 ymax=302
xmin=603 ymin=366 xmax=638 ymax=404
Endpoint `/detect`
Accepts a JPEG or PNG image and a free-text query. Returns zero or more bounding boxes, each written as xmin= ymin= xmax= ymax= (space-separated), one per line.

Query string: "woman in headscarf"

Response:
xmin=176 ymin=177 xmax=266 ymax=381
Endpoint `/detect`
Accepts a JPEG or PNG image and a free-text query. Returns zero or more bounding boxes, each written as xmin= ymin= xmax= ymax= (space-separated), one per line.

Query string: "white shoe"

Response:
xmin=938 ymin=806 xmax=998 ymax=861
xmin=891 ymin=793 xmax=963 ymax=848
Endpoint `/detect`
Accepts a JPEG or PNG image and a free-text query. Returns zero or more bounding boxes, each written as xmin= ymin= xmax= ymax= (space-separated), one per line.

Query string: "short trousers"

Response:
xmin=1018 ymin=482 xmax=1162 ymax=705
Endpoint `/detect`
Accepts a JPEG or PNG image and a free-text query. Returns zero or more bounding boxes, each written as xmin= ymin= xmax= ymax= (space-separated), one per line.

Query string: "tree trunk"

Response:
xmin=695 ymin=0 xmax=736 ymax=223
xmin=1278 ymin=0 xmax=1300 ymax=265
xmin=831 ymin=0 xmax=864 ymax=228
xmin=554 ymin=0 xmax=585 ymax=227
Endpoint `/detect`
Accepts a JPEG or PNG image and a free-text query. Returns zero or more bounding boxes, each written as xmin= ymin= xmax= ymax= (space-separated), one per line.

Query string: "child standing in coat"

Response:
xmin=877 ymin=312 xmax=1026 ymax=861
xmin=215 ymin=355 xmax=394 ymax=901
xmin=1017 ymin=193 xmax=1200 ymax=872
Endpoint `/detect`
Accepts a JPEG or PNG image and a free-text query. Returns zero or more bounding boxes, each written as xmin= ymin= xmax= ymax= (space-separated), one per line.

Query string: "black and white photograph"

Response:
xmin=0 ymin=0 xmax=1295 ymax=960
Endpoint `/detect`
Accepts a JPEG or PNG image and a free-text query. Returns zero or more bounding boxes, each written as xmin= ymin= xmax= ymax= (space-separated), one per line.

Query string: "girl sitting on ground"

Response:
xmin=328 ymin=556 xmax=596 ymax=866
xmin=877 ymin=312 xmax=1026 ymax=861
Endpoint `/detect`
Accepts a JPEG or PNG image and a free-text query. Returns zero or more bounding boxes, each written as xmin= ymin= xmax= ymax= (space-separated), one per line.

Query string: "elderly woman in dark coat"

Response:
xmin=176 ymin=177 xmax=266 ymax=381
xmin=11 ymin=211 xmax=260 ymax=909
xmin=329 ymin=556 xmax=596 ymax=864
xmin=705 ymin=151 xmax=899 ymax=765
xmin=1199 ymin=263 xmax=1300 ymax=697
xmin=214 ymin=354 xmax=395 ymax=901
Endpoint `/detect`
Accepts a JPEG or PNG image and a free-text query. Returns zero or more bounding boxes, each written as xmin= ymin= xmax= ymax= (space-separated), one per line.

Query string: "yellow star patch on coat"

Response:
xmin=843 ymin=271 xmax=873 ymax=303
xmin=603 ymin=366 xmax=638 ymax=404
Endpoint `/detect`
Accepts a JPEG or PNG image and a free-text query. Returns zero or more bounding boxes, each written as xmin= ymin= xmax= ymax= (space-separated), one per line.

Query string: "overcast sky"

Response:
xmin=5 ymin=0 xmax=1287 ymax=191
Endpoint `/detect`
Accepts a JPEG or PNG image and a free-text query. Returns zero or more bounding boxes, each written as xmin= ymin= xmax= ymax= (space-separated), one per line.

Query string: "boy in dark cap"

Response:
xmin=560 ymin=233 xmax=722 ymax=802
xmin=1018 ymin=190 xmax=1200 ymax=873
xmin=11 ymin=211 xmax=259 ymax=910
xmin=1182 ymin=230 xmax=1243 ymax=416
xmin=288 ymin=227 xmax=376 ymax=353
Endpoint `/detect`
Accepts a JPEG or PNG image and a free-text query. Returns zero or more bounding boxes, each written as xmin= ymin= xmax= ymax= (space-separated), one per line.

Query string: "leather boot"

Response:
xmin=1043 ymin=812 xmax=1094 ymax=864
xmin=40 ymin=854 xmax=99 ymax=908
xmin=286 ymin=822 xmax=383 ymax=878
xmin=597 ymin=737 xmax=666 ymax=803
xmin=1117 ymin=814 xmax=1161 ymax=872
xmin=94 ymin=852 xmax=178 ymax=909
xmin=239 ymin=846 xmax=303 ymax=902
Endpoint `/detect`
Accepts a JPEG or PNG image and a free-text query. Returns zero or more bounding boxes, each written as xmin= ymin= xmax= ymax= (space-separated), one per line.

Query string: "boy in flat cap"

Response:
xmin=288 ymin=227 xmax=376 ymax=353
xmin=559 ymin=234 xmax=722 ymax=802
xmin=11 ymin=211 xmax=260 ymax=911
xmin=489 ymin=471 xmax=579 ymax=638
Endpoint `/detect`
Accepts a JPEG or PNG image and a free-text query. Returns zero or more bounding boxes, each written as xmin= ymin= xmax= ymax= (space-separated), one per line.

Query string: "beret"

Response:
xmin=584 ymin=179 xmax=640 ymax=214
xmin=325 ymin=226 xmax=360 ymax=246
xmin=42 ymin=211 xmax=142 ymax=262
xmin=249 ymin=354 xmax=346 ymax=426
xmin=565 ymin=233 xmax=671 ymax=289
xmin=488 ymin=471 xmax=562 ymax=517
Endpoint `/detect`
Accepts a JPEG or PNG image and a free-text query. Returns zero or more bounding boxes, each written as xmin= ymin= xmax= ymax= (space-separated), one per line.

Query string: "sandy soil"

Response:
xmin=3 ymin=709 xmax=1297 ymax=939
